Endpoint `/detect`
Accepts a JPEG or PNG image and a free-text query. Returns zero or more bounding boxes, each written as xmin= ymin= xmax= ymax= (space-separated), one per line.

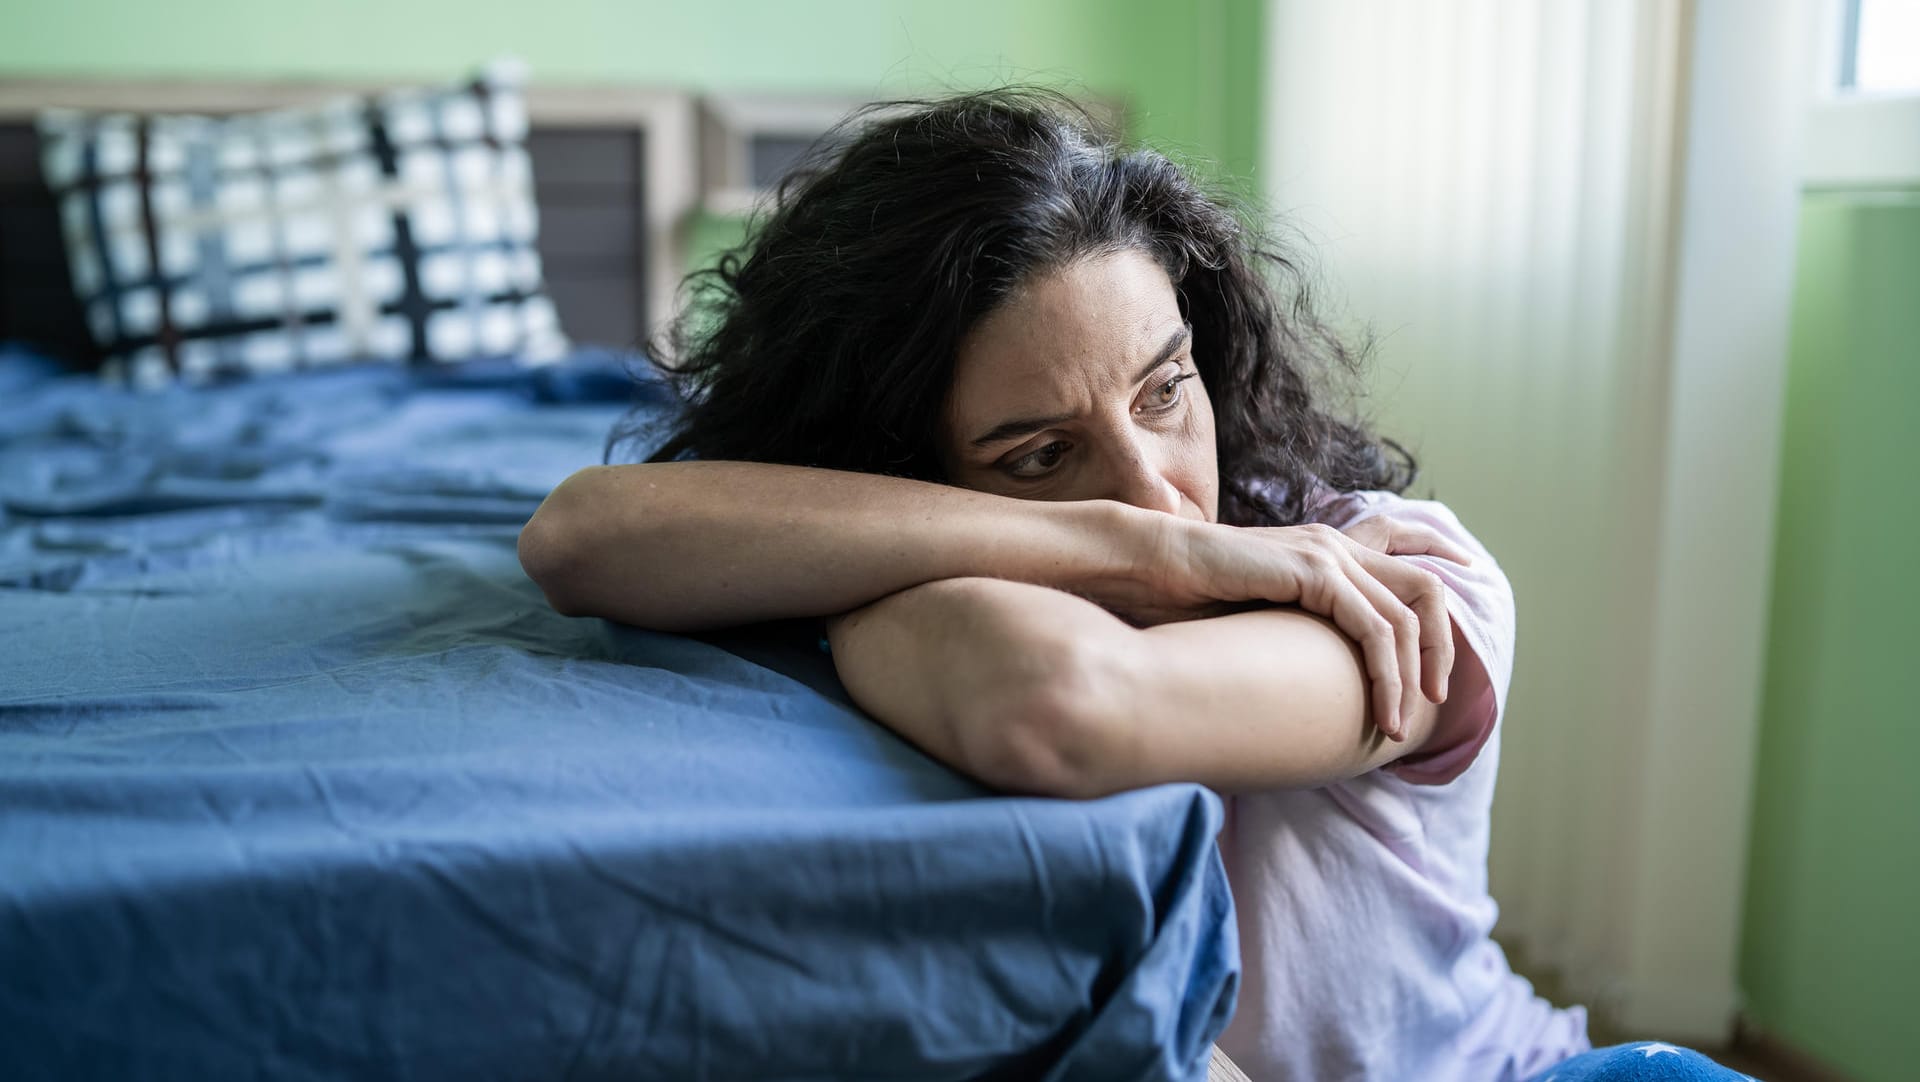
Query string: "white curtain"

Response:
xmin=1260 ymin=0 xmax=1808 ymax=1038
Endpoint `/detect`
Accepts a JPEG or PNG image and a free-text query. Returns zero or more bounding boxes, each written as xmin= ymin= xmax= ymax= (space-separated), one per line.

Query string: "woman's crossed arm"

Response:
xmin=520 ymin=461 xmax=1463 ymax=750
xmin=826 ymin=576 xmax=1455 ymax=799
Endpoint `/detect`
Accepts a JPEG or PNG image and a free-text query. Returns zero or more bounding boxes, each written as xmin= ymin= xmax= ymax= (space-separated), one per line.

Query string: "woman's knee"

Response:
xmin=1528 ymin=1041 xmax=1758 ymax=1081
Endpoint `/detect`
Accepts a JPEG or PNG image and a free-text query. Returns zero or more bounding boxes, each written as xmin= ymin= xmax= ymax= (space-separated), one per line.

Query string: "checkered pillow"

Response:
xmin=38 ymin=63 xmax=566 ymax=387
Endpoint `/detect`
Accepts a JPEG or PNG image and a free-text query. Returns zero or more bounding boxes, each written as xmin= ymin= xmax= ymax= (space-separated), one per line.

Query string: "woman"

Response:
xmin=520 ymin=90 xmax=1741 ymax=1082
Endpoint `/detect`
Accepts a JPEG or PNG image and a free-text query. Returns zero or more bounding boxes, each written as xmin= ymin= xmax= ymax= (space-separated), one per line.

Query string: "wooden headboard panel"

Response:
xmin=0 ymin=80 xmax=696 ymax=369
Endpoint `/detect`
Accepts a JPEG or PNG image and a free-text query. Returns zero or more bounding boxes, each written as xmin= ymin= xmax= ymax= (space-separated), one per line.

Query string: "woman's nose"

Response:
xmin=1106 ymin=445 xmax=1184 ymax=516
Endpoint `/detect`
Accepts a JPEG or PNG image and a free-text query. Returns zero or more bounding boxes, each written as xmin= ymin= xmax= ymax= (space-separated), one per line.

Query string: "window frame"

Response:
xmin=1806 ymin=0 xmax=1920 ymax=188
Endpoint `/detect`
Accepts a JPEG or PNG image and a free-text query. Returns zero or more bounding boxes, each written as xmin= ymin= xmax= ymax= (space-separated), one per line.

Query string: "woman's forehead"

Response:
xmin=949 ymin=251 xmax=1184 ymax=415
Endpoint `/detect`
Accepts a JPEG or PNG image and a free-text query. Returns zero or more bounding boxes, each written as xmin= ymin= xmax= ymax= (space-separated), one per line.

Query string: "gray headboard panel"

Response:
xmin=0 ymin=121 xmax=90 ymax=364
xmin=0 ymin=80 xmax=695 ymax=371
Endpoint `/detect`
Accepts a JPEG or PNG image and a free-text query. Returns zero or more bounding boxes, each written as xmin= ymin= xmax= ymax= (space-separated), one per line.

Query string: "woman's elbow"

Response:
xmin=518 ymin=472 xmax=604 ymax=617
xmin=960 ymin=635 xmax=1129 ymax=800
xmin=518 ymin=513 xmax=584 ymax=616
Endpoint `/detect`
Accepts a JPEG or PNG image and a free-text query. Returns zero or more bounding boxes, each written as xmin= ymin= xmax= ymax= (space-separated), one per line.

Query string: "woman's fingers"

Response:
xmin=1341 ymin=516 xmax=1475 ymax=566
xmin=1339 ymin=552 xmax=1423 ymax=738
xmin=1311 ymin=566 xmax=1406 ymax=740
xmin=1353 ymin=546 xmax=1455 ymax=704
xmin=1333 ymin=521 xmax=1460 ymax=705
xmin=1185 ymin=521 xmax=1457 ymax=738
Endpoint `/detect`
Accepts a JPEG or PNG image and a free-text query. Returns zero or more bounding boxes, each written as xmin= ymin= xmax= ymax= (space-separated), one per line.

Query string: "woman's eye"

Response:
xmin=1143 ymin=371 xmax=1196 ymax=413
xmin=1006 ymin=441 xmax=1069 ymax=479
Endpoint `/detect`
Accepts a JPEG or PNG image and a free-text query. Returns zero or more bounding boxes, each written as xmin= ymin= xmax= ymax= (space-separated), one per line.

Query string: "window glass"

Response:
xmin=1844 ymin=0 xmax=1920 ymax=94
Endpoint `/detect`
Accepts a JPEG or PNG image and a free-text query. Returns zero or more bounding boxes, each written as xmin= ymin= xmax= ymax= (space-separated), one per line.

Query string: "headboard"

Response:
xmin=0 ymin=79 xmax=697 ymax=369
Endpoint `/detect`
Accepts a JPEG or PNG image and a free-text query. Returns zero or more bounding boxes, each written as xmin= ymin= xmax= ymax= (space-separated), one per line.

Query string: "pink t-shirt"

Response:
xmin=1214 ymin=488 xmax=1589 ymax=1081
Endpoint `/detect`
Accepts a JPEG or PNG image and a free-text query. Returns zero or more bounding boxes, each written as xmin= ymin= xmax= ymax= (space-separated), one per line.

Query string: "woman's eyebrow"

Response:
xmin=970 ymin=325 xmax=1193 ymax=449
xmin=971 ymin=411 xmax=1076 ymax=449
xmin=1131 ymin=324 xmax=1192 ymax=383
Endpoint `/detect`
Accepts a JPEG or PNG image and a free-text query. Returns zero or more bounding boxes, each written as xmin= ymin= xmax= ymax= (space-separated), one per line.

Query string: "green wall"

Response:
xmin=4 ymin=0 xmax=1262 ymax=297
xmin=0 ymin=0 xmax=1263 ymax=179
xmin=1739 ymin=189 xmax=1920 ymax=1082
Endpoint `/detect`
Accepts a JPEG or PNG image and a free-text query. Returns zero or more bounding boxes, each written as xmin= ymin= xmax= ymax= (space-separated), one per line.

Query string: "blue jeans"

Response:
xmin=1528 ymin=1042 xmax=1759 ymax=1081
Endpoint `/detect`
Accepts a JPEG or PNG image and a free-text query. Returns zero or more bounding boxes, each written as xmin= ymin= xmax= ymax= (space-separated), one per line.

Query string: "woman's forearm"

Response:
xmin=518 ymin=461 xmax=1157 ymax=630
xmin=827 ymin=577 xmax=1446 ymax=799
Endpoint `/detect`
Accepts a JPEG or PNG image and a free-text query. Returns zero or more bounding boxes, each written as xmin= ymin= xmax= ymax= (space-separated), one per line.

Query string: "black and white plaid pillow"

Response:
xmin=38 ymin=62 xmax=567 ymax=387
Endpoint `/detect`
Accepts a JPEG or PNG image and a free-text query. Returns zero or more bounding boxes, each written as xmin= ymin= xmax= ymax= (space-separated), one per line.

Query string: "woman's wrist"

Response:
xmin=1019 ymin=500 xmax=1192 ymax=623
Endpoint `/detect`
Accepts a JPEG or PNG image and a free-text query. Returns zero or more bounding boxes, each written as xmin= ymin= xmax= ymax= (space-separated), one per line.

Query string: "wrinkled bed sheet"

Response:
xmin=0 ymin=349 xmax=1237 ymax=1081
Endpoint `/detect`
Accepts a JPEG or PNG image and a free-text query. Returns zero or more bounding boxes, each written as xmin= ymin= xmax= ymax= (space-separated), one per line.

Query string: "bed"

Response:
xmin=0 ymin=78 xmax=1243 ymax=1081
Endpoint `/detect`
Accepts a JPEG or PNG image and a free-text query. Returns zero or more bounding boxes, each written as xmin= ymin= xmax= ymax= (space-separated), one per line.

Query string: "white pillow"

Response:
xmin=38 ymin=61 xmax=567 ymax=388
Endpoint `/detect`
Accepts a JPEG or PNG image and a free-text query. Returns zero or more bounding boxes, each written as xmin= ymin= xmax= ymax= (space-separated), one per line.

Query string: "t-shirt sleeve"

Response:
xmin=1309 ymin=490 xmax=1515 ymax=785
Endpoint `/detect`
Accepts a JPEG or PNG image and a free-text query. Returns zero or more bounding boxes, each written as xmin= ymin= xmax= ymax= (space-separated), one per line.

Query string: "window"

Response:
xmin=1806 ymin=0 xmax=1920 ymax=187
xmin=1838 ymin=0 xmax=1920 ymax=95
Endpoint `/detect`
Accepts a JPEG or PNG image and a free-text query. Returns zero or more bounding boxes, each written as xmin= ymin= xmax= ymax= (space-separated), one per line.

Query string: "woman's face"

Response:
xmin=941 ymin=248 xmax=1219 ymax=522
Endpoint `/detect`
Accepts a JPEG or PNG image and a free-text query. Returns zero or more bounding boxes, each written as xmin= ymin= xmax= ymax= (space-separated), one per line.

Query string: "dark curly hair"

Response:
xmin=612 ymin=87 xmax=1413 ymax=527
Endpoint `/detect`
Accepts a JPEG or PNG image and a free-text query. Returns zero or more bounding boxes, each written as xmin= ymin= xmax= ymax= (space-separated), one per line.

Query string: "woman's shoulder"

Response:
xmin=1277 ymin=480 xmax=1482 ymax=545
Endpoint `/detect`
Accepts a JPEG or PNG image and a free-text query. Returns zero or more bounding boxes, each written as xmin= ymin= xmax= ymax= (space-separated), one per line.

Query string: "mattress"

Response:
xmin=0 ymin=349 xmax=1239 ymax=1081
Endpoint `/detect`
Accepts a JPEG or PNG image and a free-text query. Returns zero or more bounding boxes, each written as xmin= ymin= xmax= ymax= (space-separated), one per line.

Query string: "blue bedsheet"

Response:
xmin=0 ymin=350 xmax=1238 ymax=1081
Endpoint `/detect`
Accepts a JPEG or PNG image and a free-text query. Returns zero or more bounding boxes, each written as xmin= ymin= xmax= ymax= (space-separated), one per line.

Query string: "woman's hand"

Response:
xmin=1336 ymin=515 xmax=1475 ymax=566
xmin=1091 ymin=511 xmax=1468 ymax=741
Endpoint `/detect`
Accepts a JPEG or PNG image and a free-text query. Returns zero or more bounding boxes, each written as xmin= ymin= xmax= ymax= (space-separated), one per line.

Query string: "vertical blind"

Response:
xmin=1260 ymin=0 xmax=1690 ymax=1026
